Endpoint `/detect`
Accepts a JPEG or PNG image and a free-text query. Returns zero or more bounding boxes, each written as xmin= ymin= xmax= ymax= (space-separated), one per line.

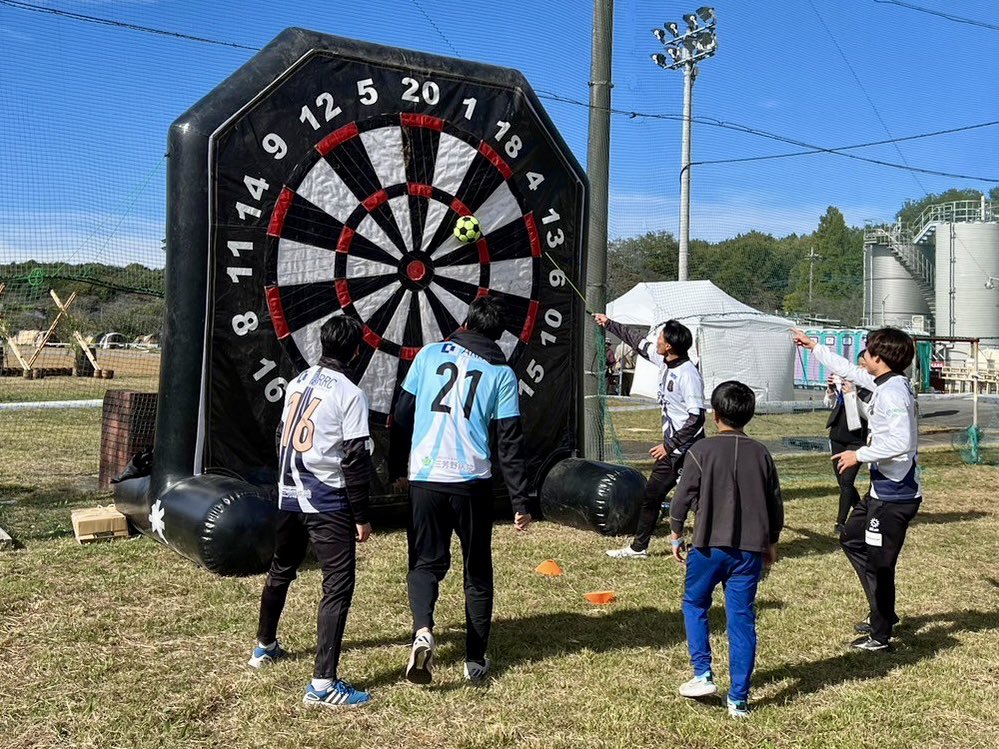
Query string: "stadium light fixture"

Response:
xmin=696 ymin=6 xmax=716 ymax=25
xmin=649 ymin=7 xmax=718 ymax=282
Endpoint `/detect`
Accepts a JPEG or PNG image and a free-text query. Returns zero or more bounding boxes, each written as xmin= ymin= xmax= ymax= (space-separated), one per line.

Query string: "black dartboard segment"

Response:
xmin=203 ymin=32 xmax=587 ymax=484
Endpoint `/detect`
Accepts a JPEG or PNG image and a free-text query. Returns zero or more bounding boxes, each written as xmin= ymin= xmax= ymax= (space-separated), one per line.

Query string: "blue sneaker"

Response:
xmin=303 ymin=680 xmax=371 ymax=709
xmin=727 ymin=698 xmax=750 ymax=719
xmin=247 ymin=642 xmax=286 ymax=669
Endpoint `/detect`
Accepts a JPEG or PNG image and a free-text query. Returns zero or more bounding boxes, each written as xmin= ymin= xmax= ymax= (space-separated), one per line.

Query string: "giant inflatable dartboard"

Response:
xmin=113 ymin=29 xmax=589 ymax=575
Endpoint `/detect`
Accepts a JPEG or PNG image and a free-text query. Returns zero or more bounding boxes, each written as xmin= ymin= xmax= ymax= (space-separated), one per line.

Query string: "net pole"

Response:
xmin=583 ymin=0 xmax=613 ymax=461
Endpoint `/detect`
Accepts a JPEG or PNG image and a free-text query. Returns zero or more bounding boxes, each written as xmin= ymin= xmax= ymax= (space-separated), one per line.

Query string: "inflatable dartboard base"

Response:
xmin=115 ymin=475 xmax=277 ymax=577
xmin=540 ymin=458 xmax=647 ymax=536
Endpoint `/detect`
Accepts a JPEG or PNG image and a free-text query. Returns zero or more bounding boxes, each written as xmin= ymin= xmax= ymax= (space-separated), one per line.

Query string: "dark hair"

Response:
xmin=660 ymin=319 xmax=693 ymax=358
xmin=857 ymin=348 xmax=866 ymax=363
xmin=711 ymin=380 xmax=756 ymax=429
xmin=866 ymin=328 xmax=914 ymax=373
xmin=464 ymin=296 xmax=506 ymax=340
xmin=320 ymin=315 xmax=362 ymax=360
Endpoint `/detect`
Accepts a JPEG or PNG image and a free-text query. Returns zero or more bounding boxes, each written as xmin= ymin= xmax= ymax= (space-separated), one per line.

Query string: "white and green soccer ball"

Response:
xmin=453 ymin=215 xmax=482 ymax=243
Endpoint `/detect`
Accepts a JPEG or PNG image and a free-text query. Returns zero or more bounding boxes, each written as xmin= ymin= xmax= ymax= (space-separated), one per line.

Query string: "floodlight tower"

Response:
xmin=651 ymin=7 xmax=717 ymax=282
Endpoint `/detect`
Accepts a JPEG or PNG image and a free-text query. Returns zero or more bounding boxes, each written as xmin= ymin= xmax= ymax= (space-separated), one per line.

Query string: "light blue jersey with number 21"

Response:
xmin=401 ymin=340 xmax=520 ymax=483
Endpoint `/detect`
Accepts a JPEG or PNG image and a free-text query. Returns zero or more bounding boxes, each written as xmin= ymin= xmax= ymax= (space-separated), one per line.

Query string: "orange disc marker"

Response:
xmin=535 ymin=559 xmax=563 ymax=576
xmin=584 ymin=591 xmax=616 ymax=605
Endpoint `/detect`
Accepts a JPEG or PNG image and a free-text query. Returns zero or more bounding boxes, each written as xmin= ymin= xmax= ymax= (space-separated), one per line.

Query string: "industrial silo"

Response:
xmin=934 ymin=222 xmax=999 ymax=339
xmin=864 ymin=243 xmax=931 ymax=328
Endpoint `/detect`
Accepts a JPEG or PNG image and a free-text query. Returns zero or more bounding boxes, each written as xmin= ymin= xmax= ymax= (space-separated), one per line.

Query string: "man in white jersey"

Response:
xmin=792 ymin=327 xmax=920 ymax=651
xmin=594 ymin=314 xmax=706 ymax=559
xmin=248 ymin=315 xmax=374 ymax=708
xmin=390 ymin=296 xmax=531 ymax=684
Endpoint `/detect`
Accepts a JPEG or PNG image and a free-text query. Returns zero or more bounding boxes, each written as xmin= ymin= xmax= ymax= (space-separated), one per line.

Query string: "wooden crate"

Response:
xmin=99 ymin=391 xmax=158 ymax=489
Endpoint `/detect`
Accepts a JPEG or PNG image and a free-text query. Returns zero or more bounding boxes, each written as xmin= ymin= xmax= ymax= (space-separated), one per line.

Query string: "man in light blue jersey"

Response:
xmin=390 ymin=296 xmax=531 ymax=685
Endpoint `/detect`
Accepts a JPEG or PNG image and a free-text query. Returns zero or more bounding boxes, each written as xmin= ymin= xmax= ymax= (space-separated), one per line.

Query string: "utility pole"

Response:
xmin=807 ymin=247 xmax=822 ymax=310
xmin=583 ymin=0 xmax=613 ymax=461
xmin=651 ymin=7 xmax=718 ymax=282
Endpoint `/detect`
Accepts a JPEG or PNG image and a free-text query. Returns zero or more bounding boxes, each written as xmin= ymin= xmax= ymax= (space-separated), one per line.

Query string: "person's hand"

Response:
xmin=356 ymin=523 xmax=372 ymax=543
xmin=649 ymin=443 xmax=669 ymax=461
xmin=832 ymin=450 xmax=859 ymax=473
xmin=826 ymin=375 xmax=836 ymax=392
xmin=671 ymin=533 xmax=686 ymax=566
xmin=593 ymin=313 xmax=609 ymax=328
xmin=790 ymin=328 xmax=816 ymax=350
xmin=514 ymin=512 xmax=532 ymax=532
xmin=764 ymin=544 xmax=778 ymax=567
xmin=842 ymin=381 xmax=855 ymax=394
xmin=392 ymin=477 xmax=410 ymax=493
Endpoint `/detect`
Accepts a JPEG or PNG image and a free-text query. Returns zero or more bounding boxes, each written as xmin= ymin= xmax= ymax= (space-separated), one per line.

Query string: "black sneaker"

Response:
xmin=854 ymin=617 xmax=871 ymax=635
xmin=834 ymin=523 xmax=846 ymax=536
xmin=851 ymin=635 xmax=891 ymax=652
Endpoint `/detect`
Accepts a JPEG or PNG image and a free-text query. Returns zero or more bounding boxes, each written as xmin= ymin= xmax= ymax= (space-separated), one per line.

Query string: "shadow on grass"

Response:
xmin=753 ymin=609 xmax=999 ymax=706
xmin=348 ymin=606 xmax=688 ymax=690
xmin=911 ymin=510 xmax=989 ymax=526
xmin=778 ymin=525 xmax=841 ymax=560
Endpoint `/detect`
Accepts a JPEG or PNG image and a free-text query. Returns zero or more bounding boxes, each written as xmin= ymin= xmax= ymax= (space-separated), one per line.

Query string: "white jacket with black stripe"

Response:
xmin=811 ymin=344 xmax=921 ymax=503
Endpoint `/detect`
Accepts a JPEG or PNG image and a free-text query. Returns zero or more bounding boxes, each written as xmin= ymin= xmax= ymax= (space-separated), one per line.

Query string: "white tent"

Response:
xmin=606 ymin=280 xmax=796 ymax=403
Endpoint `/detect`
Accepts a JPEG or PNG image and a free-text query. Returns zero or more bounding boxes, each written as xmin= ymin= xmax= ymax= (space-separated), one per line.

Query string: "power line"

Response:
xmin=0 ymin=0 xmax=258 ymax=49
xmin=874 ymin=0 xmax=999 ymax=32
xmin=537 ymin=89 xmax=999 ymax=181
xmin=408 ymin=0 xmax=461 ymax=57
xmin=807 ymin=0 xmax=927 ymax=193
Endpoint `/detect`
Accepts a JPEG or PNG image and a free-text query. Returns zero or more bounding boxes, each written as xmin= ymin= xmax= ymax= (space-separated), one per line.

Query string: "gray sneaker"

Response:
xmin=464 ymin=657 xmax=491 ymax=682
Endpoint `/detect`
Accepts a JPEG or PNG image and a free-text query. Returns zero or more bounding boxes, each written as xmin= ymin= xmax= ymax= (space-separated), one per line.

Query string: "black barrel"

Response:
xmin=540 ymin=458 xmax=646 ymax=536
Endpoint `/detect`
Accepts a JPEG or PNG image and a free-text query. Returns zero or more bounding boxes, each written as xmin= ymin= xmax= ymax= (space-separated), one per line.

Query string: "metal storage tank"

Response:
xmin=934 ymin=222 xmax=999 ymax=339
xmin=864 ymin=244 xmax=931 ymax=327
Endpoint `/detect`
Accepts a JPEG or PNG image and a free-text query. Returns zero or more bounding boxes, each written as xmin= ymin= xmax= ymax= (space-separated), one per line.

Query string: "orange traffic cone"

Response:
xmin=535 ymin=559 xmax=563 ymax=576
xmin=584 ymin=591 xmax=616 ymax=605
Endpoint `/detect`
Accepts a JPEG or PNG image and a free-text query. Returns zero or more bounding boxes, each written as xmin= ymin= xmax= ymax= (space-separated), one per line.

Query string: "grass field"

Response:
xmin=2 ymin=407 xmax=999 ymax=748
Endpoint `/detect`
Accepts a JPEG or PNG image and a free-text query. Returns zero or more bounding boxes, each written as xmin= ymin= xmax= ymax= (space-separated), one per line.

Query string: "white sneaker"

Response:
xmin=727 ymin=698 xmax=750 ymax=719
xmin=606 ymin=545 xmax=648 ymax=559
xmin=405 ymin=632 xmax=435 ymax=685
xmin=464 ymin=657 xmax=491 ymax=682
xmin=679 ymin=673 xmax=718 ymax=698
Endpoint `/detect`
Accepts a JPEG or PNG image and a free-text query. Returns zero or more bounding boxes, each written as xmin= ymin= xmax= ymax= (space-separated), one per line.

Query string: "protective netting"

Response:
xmin=1 ymin=0 xmax=998 ymax=489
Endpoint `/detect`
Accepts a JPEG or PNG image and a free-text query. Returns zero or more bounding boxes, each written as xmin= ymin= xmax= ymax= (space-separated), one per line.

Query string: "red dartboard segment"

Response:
xmin=264 ymin=286 xmax=291 ymax=340
xmin=400 ymin=113 xmax=444 ymax=131
xmin=478 ymin=141 xmax=513 ymax=180
xmin=336 ymin=226 xmax=355 ymax=253
xmin=524 ymin=213 xmax=542 ymax=258
xmin=316 ymin=122 xmax=360 ymax=155
xmin=521 ymin=300 xmax=539 ymax=343
xmin=267 ymin=187 xmax=295 ymax=237
xmin=362 ymin=189 xmax=390 ymax=212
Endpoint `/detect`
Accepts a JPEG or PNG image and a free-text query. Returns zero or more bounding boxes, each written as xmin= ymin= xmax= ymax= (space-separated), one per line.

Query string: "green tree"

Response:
xmin=784 ymin=207 xmax=863 ymax=324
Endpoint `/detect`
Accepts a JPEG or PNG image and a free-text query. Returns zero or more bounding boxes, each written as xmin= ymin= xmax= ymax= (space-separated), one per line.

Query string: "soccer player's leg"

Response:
xmin=250 ymin=510 xmax=308 ymax=668
xmin=454 ymin=484 xmax=494 ymax=680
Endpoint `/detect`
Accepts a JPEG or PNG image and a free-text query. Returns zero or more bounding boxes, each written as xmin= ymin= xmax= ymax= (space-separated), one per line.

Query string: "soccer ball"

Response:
xmin=453 ymin=215 xmax=482 ymax=243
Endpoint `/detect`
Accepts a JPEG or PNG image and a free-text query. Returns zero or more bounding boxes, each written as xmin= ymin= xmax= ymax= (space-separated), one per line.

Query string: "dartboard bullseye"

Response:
xmin=263 ymin=114 xmax=545 ymax=423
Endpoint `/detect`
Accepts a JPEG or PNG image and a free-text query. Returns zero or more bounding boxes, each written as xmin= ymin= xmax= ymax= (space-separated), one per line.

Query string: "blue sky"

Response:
xmin=1 ymin=0 xmax=997 ymax=267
